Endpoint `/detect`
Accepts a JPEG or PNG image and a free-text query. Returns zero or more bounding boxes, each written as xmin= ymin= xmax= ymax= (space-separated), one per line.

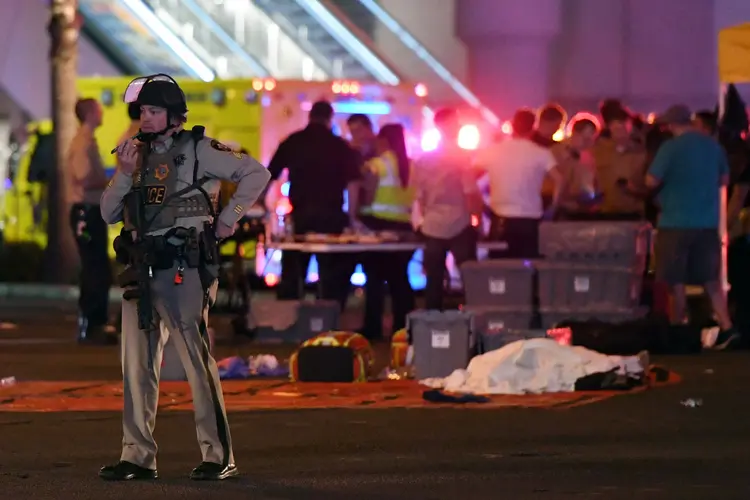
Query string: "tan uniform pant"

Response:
xmin=119 ymin=264 xmax=233 ymax=470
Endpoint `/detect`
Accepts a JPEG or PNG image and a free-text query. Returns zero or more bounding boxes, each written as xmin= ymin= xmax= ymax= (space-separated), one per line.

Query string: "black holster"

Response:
xmin=117 ymin=224 xmax=220 ymax=305
xmin=197 ymin=222 xmax=220 ymax=291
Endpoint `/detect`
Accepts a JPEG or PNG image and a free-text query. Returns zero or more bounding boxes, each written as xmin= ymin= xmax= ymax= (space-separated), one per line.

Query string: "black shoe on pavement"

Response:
xmin=99 ymin=461 xmax=158 ymax=481
xmin=713 ymin=328 xmax=741 ymax=351
xmin=189 ymin=462 xmax=238 ymax=481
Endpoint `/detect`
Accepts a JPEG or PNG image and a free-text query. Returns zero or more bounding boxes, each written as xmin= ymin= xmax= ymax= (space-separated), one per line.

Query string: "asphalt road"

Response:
xmin=1 ymin=301 xmax=750 ymax=499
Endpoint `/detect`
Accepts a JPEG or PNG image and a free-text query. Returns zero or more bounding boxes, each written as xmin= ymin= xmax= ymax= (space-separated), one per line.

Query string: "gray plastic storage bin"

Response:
xmin=539 ymin=306 xmax=648 ymax=329
xmin=539 ymin=221 xmax=651 ymax=269
xmin=461 ymin=259 xmax=536 ymax=308
xmin=407 ymin=309 xmax=475 ymax=379
xmin=536 ymin=261 xmax=643 ymax=310
xmin=465 ymin=306 xmax=535 ymax=331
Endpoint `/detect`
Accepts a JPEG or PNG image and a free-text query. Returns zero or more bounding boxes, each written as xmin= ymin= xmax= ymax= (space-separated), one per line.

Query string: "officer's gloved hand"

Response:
xmin=215 ymin=222 xmax=235 ymax=240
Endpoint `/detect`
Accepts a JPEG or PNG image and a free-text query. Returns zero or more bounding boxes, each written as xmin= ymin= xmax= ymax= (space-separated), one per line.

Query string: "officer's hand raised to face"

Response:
xmin=115 ymin=138 xmax=140 ymax=175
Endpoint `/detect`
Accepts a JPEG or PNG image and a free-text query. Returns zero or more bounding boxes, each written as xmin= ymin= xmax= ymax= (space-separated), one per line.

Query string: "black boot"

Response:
xmin=99 ymin=461 xmax=157 ymax=481
xmin=189 ymin=462 xmax=238 ymax=480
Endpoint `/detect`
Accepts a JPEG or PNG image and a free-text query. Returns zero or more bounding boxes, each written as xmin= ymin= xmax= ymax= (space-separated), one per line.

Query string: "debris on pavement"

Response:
xmin=217 ymin=355 xmax=288 ymax=380
xmin=681 ymin=398 xmax=703 ymax=408
xmin=378 ymin=366 xmax=413 ymax=381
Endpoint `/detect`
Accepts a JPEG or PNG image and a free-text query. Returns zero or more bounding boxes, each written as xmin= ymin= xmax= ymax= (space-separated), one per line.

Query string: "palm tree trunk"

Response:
xmin=45 ymin=0 xmax=80 ymax=283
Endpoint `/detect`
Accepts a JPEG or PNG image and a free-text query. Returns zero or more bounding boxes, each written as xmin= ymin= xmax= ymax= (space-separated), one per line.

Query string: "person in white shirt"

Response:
xmin=475 ymin=108 xmax=563 ymax=258
xmin=411 ymin=108 xmax=484 ymax=309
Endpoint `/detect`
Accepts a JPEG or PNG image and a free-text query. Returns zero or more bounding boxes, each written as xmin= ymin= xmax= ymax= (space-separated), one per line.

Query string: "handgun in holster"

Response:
xmin=198 ymin=222 xmax=220 ymax=292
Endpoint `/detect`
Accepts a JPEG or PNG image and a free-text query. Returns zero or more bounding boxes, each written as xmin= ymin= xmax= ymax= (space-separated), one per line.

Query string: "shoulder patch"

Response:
xmin=210 ymin=139 xmax=232 ymax=152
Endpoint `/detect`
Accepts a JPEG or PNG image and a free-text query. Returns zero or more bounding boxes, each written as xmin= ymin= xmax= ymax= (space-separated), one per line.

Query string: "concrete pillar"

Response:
xmin=457 ymin=0 xmax=561 ymax=117
xmin=552 ymin=0 xmax=627 ymax=111
xmin=623 ymin=0 xmax=715 ymax=111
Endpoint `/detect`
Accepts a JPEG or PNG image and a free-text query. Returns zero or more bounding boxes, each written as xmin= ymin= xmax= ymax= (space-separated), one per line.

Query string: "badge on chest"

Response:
xmin=145 ymin=185 xmax=167 ymax=205
xmin=154 ymin=163 xmax=170 ymax=181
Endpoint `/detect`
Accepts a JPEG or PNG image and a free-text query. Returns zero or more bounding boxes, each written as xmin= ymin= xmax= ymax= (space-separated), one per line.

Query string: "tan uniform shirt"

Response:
xmin=594 ymin=138 xmax=647 ymax=215
xmin=68 ymin=124 xmax=108 ymax=204
xmin=100 ymin=131 xmax=270 ymax=235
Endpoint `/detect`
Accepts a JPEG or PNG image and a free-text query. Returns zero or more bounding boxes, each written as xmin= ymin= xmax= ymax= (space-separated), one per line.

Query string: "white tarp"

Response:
xmin=420 ymin=338 xmax=646 ymax=395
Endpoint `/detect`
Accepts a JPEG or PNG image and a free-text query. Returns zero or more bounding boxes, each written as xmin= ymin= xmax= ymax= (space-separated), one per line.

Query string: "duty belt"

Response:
xmin=115 ymin=223 xmax=219 ymax=278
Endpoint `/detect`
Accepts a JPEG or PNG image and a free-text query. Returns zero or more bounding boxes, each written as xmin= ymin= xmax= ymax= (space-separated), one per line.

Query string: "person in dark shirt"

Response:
xmin=268 ymin=101 xmax=363 ymax=308
xmin=727 ymin=146 xmax=750 ymax=343
xmin=531 ymin=103 xmax=565 ymax=148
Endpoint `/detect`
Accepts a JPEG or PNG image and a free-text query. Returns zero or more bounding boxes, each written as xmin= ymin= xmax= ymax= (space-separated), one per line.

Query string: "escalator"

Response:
xmin=252 ymin=0 xmax=398 ymax=83
xmin=190 ymin=0 xmax=397 ymax=82
xmin=194 ymin=0 xmax=497 ymax=125
xmin=78 ymin=0 xmax=198 ymax=77
xmin=79 ymin=0 xmax=496 ymax=125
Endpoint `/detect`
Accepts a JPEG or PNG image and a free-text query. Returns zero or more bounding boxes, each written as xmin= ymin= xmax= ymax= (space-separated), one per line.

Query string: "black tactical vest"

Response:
xmin=124 ymin=128 xmax=215 ymax=233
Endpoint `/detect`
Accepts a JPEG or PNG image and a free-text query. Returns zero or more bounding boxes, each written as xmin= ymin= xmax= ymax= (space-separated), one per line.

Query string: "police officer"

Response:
xmin=98 ymin=74 xmax=270 ymax=481
xmin=68 ymin=98 xmax=115 ymax=344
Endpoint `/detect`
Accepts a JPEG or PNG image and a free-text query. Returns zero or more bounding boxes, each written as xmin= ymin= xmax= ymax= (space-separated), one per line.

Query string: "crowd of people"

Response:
xmin=62 ymin=82 xmax=750 ymax=351
xmin=267 ymin=95 xmax=750 ymax=350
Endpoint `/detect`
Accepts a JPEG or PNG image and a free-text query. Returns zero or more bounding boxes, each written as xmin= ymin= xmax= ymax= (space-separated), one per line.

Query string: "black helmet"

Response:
xmin=127 ymin=102 xmax=140 ymax=121
xmin=123 ymin=74 xmax=187 ymax=115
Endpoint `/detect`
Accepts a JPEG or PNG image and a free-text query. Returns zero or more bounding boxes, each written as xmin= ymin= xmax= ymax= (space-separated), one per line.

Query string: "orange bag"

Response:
xmin=390 ymin=328 xmax=409 ymax=368
xmin=289 ymin=331 xmax=374 ymax=382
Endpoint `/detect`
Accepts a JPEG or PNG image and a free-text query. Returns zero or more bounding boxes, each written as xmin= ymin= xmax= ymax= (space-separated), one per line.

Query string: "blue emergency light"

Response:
xmin=332 ymin=101 xmax=391 ymax=115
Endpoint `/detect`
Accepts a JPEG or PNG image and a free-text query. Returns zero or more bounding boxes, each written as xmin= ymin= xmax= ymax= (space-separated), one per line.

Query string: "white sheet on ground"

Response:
xmin=420 ymin=338 xmax=644 ymax=395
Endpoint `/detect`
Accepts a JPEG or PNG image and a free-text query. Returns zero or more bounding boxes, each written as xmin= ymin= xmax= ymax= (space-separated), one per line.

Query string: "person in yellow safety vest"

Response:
xmin=358 ymin=123 xmax=416 ymax=340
